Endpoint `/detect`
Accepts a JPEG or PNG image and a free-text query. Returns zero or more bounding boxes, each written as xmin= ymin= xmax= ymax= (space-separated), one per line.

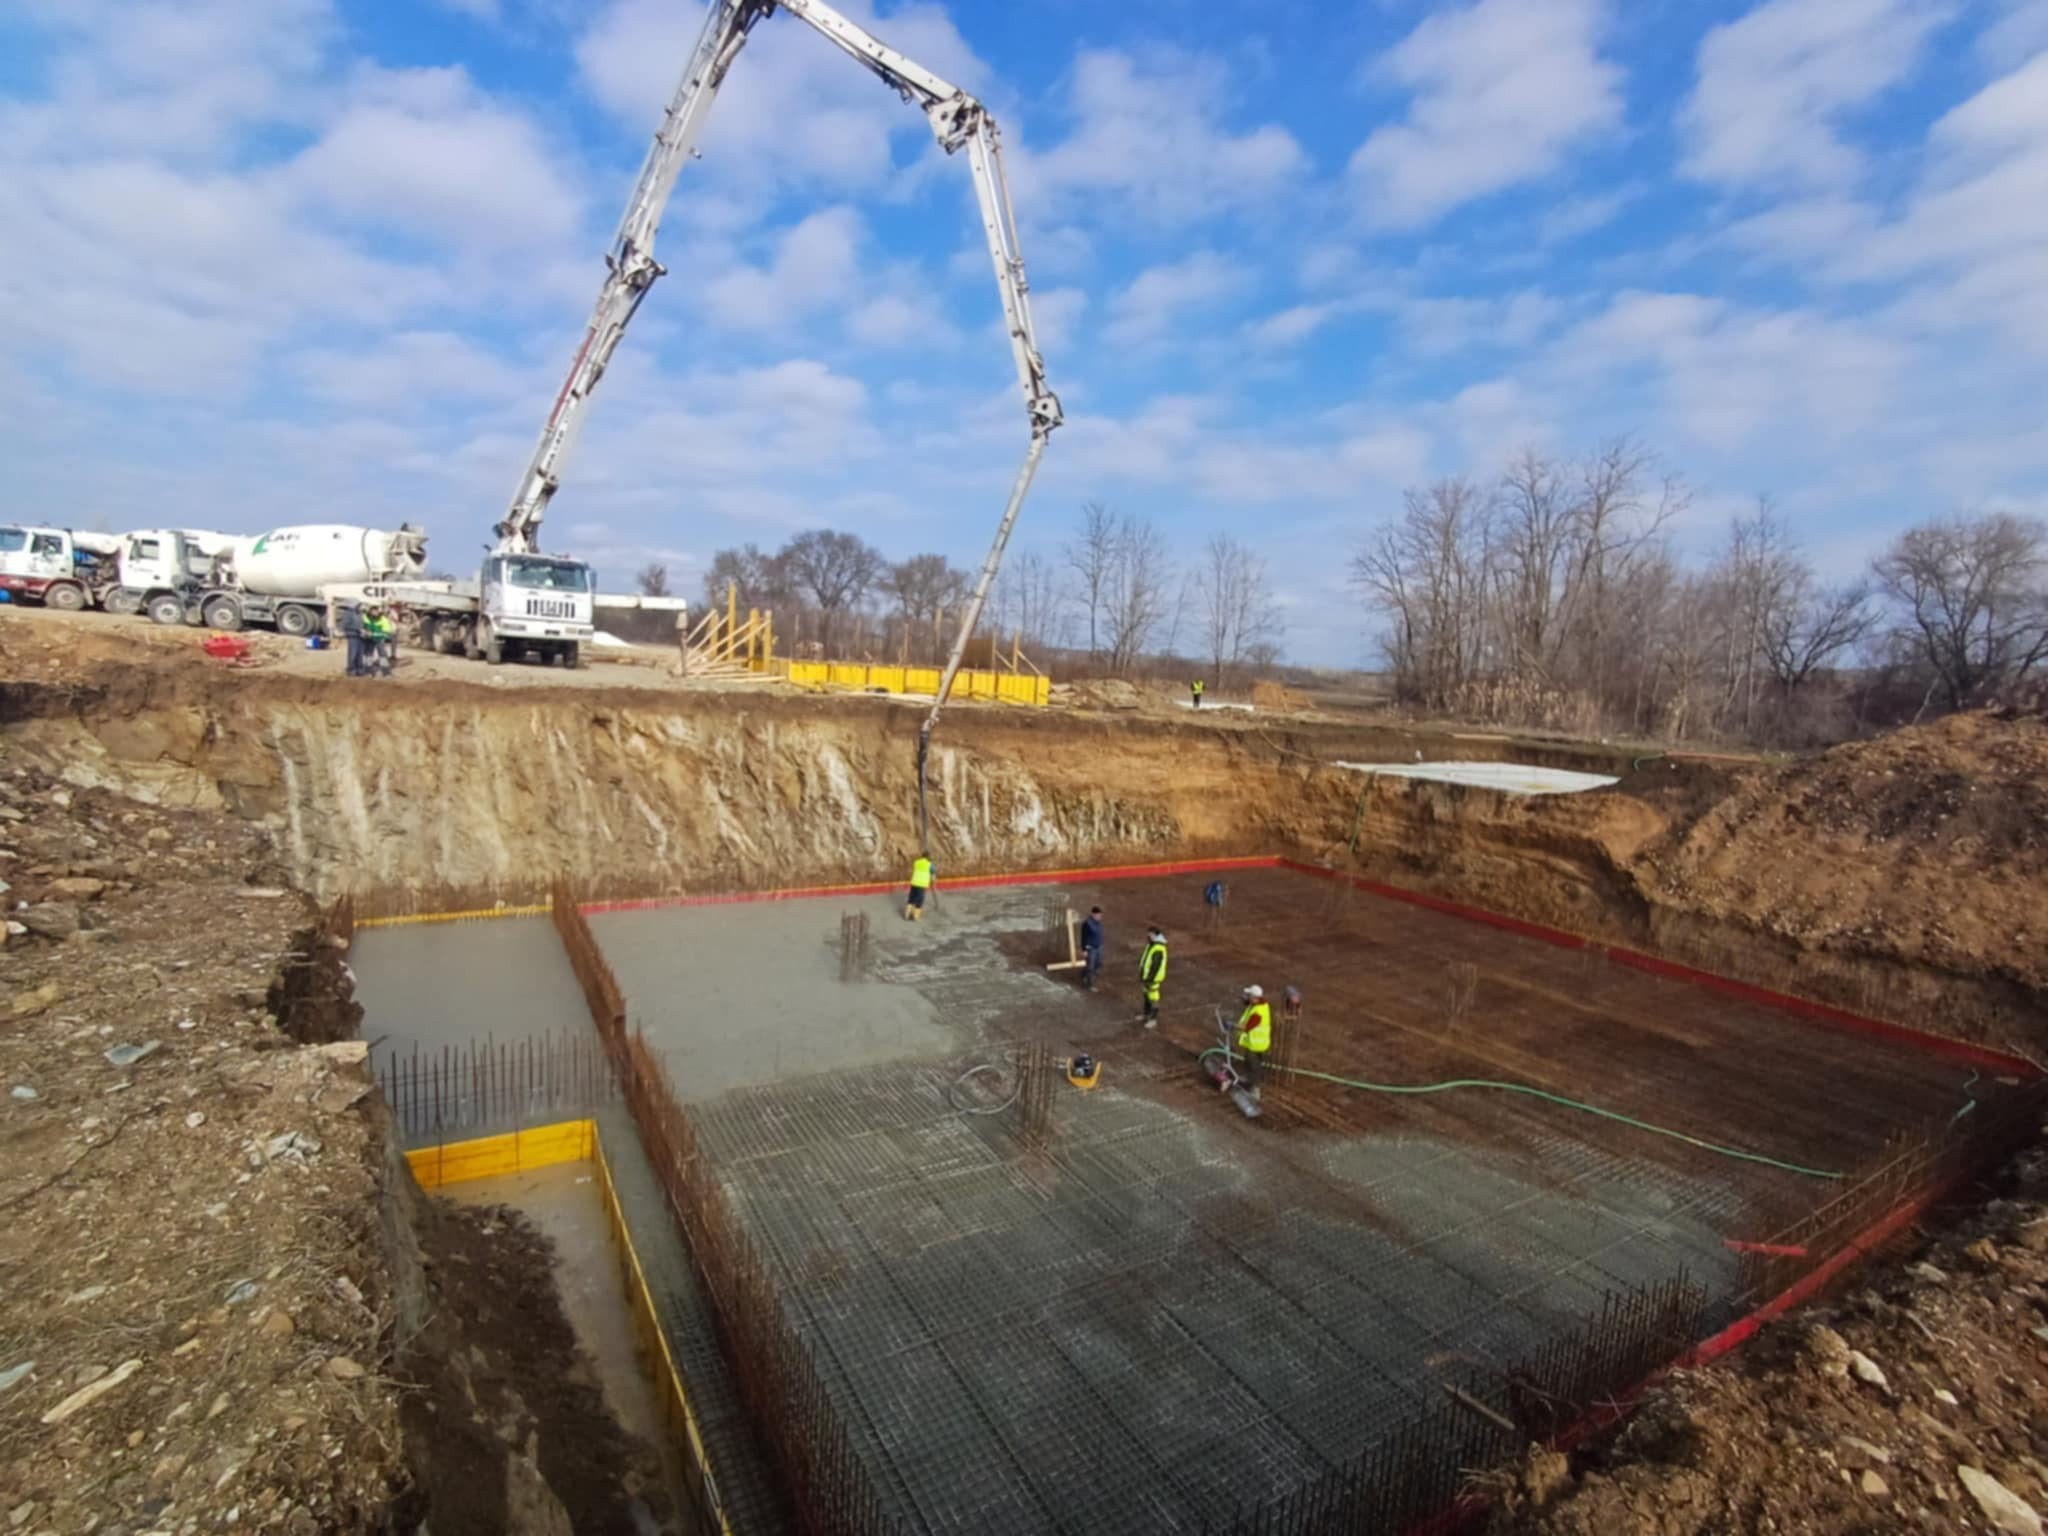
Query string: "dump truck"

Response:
xmin=0 ymin=526 xmax=123 ymax=611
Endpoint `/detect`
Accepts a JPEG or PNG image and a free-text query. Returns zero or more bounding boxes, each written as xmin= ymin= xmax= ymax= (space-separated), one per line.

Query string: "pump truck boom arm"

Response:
xmin=496 ymin=0 xmax=1057 ymax=549
xmin=497 ymin=0 xmax=1059 ymax=836
xmin=493 ymin=0 xmax=770 ymax=554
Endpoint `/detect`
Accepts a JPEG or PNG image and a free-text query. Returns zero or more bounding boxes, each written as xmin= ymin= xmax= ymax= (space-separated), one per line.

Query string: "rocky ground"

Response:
xmin=1494 ymin=1161 xmax=2048 ymax=1534
xmin=0 ymin=756 xmax=404 ymax=1532
xmin=0 ymin=751 xmax=676 ymax=1534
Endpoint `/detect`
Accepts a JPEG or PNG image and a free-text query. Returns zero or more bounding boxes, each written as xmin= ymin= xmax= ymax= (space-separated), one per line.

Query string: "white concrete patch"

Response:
xmin=1174 ymin=700 xmax=1255 ymax=712
xmin=1333 ymin=761 xmax=1619 ymax=796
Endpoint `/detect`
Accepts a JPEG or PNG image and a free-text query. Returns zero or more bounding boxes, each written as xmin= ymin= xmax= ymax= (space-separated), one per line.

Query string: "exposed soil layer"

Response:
xmin=0 ymin=759 xmax=403 ymax=1533
xmin=394 ymin=1193 xmax=678 ymax=1536
xmin=1492 ymin=1153 xmax=2048 ymax=1534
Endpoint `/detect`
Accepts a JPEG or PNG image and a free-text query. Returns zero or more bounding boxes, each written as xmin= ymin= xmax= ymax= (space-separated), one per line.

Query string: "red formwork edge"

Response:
xmin=1273 ymin=857 xmax=2037 ymax=1078
xmin=575 ymin=854 xmax=1284 ymax=916
xmin=1401 ymin=1174 xmax=1953 ymax=1536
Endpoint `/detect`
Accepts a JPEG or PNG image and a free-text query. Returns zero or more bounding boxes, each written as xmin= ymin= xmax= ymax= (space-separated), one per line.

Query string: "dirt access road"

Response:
xmin=1 ymin=604 xmax=757 ymax=694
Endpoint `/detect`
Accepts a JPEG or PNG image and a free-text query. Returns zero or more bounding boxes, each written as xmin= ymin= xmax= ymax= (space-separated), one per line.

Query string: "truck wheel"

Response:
xmin=562 ymin=643 xmax=580 ymax=671
xmin=201 ymin=596 xmax=243 ymax=631
xmin=481 ymin=622 xmax=503 ymax=665
xmin=275 ymin=604 xmax=316 ymax=638
xmin=44 ymin=582 xmax=87 ymax=612
xmin=103 ymin=590 xmax=140 ymax=616
xmin=146 ymin=593 xmax=186 ymax=626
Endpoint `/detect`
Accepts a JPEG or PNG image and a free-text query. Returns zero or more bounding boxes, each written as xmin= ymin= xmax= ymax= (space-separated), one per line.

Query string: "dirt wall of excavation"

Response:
xmin=7 ymin=653 xmax=2043 ymax=1050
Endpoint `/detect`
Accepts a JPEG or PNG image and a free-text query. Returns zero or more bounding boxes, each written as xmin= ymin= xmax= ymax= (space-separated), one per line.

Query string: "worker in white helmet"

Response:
xmin=1232 ymin=984 xmax=1273 ymax=1099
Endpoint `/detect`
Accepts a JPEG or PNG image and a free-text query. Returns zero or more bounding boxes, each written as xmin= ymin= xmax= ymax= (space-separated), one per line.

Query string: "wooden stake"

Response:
xmin=1045 ymin=908 xmax=1087 ymax=971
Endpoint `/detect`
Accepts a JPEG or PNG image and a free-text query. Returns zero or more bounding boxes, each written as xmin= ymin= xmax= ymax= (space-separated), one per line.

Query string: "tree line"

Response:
xmin=1353 ymin=437 xmax=2048 ymax=745
xmin=665 ymin=512 xmax=1285 ymax=682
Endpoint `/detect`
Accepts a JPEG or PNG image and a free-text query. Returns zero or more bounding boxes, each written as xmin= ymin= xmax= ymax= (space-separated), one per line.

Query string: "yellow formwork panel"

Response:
xmin=405 ymin=1119 xmax=737 ymax=1534
xmin=785 ymin=656 xmax=1047 ymax=707
xmin=356 ymin=904 xmax=551 ymax=930
xmin=404 ymin=1118 xmax=595 ymax=1190
xmin=593 ymin=1133 xmax=736 ymax=1536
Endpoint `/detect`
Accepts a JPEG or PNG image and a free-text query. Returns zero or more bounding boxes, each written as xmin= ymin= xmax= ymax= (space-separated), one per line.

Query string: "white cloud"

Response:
xmin=699 ymin=207 xmax=864 ymax=332
xmin=1026 ymin=287 xmax=1088 ymax=358
xmin=0 ymin=154 xmax=445 ymax=394
xmin=0 ymin=0 xmax=333 ymax=159
xmin=1399 ymin=290 xmax=1562 ymax=358
xmin=1348 ymin=0 xmax=1622 ymax=229
xmin=576 ymin=0 xmax=983 ymax=197
xmin=1724 ymin=52 xmax=2048 ymax=353
xmin=1560 ymin=291 xmax=1902 ymax=448
xmin=1982 ymin=0 xmax=2048 ymax=61
xmin=1104 ymin=253 xmax=1243 ymax=347
xmin=1681 ymin=0 xmax=1953 ymax=189
xmin=1018 ymin=48 xmax=1306 ymax=225
xmin=1248 ymin=302 xmax=1350 ymax=349
xmin=295 ymin=332 xmax=530 ymax=410
xmin=291 ymin=65 xmax=585 ymax=252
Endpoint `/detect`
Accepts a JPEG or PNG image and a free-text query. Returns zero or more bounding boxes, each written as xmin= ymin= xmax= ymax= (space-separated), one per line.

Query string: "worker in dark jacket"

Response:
xmin=1079 ymin=906 xmax=1104 ymax=991
xmin=1139 ymin=926 xmax=1168 ymax=1028
xmin=336 ymin=602 xmax=366 ymax=678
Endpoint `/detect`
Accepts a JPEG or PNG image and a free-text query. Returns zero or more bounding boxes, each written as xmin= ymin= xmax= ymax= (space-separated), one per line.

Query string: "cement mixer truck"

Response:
xmin=119 ymin=524 xmax=428 ymax=637
xmin=0 ymin=526 xmax=124 ymax=610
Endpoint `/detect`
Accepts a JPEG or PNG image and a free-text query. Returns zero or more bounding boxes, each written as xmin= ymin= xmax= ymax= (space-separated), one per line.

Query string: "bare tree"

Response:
xmin=1493 ymin=446 xmax=1573 ymax=677
xmin=784 ymin=529 xmax=885 ymax=613
xmin=1557 ymin=437 xmax=1686 ymax=704
xmin=992 ymin=548 xmax=1066 ymax=653
xmin=701 ymin=542 xmax=790 ymax=613
xmin=882 ymin=554 xmax=967 ymax=662
xmin=1872 ymin=512 xmax=2048 ymax=708
xmin=1196 ymin=533 xmax=1280 ymax=685
xmin=1352 ymin=477 xmax=1492 ymax=706
xmin=635 ymin=561 xmax=671 ymax=598
xmin=1063 ymin=501 xmax=1116 ymax=662
xmin=1103 ymin=513 xmax=1173 ymax=675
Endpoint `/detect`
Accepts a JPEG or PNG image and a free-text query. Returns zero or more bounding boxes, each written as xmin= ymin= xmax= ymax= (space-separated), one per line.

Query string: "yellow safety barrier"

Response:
xmin=356 ymin=904 xmax=550 ymax=930
xmin=593 ymin=1131 xmax=734 ymax=1536
xmin=404 ymin=1119 xmax=736 ymax=1535
xmin=786 ymin=658 xmax=1049 ymax=706
xmin=404 ymin=1117 xmax=594 ymax=1189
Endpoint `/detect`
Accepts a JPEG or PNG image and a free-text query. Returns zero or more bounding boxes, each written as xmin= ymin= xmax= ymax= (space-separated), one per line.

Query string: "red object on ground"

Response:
xmin=201 ymin=634 xmax=252 ymax=662
xmin=1723 ymin=1240 xmax=1810 ymax=1258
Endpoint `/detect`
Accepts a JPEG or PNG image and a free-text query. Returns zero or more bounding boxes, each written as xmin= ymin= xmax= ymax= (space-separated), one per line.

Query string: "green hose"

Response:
xmin=1198 ymin=1048 xmax=1844 ymax=1181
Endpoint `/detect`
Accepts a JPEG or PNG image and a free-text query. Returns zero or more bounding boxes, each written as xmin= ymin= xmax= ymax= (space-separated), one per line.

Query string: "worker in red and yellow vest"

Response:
xmin=904 ymin=852 xmax=934 ymax=922
xmin=1230 ymin=984 xmax=1273 ymax=1098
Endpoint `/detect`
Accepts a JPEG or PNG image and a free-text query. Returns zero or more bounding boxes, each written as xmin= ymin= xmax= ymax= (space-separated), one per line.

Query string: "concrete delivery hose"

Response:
xmin=1198 ymin=1048 xmax=1847 ymax=1181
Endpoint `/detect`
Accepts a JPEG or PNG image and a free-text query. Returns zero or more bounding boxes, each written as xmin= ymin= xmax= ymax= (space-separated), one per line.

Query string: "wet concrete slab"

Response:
xmin=352 ymin=916 xmax=588 ymax=1059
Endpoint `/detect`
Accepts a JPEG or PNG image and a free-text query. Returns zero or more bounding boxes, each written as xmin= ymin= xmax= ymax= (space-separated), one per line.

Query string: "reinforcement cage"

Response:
xmin=356 ymin=868 xmax=2047 ymax=1535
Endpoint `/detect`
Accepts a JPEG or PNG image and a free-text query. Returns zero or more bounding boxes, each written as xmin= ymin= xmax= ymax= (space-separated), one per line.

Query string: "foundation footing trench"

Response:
xmin=359 ymin=857 xmax=2042 ymax=1536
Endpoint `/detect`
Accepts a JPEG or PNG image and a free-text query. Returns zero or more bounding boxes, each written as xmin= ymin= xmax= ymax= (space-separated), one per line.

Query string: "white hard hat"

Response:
xmin=1243 ymin=984 xmax=1264 ymax=999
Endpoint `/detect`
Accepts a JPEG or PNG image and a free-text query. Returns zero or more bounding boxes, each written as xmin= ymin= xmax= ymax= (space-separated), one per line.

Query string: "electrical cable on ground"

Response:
xmin=1196 ymin=1047 xmax=1845 ymax=1180
xmin=949 ymin=1062 xmax=1021 ymax=1116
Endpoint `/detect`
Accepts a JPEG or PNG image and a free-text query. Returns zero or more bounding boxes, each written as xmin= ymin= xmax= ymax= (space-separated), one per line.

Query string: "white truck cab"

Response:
xmin=477 ymin=553 xmax=595 ymax=664
xmin=0 ymin=525 xmax=119 ymax=610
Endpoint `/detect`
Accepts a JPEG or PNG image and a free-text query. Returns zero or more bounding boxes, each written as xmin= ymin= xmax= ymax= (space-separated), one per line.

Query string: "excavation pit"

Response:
xmin=356 ymin=863 xmax=2031 ymax=1532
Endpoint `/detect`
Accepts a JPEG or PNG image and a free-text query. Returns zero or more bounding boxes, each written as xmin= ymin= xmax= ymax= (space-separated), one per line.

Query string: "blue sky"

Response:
xmin=4 ymin=0 xmax=2046 ymax=664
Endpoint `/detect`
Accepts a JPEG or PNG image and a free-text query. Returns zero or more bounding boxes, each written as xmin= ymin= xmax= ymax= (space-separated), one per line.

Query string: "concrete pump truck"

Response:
xmin=328 ymin=0 xmax=1059 ymax=722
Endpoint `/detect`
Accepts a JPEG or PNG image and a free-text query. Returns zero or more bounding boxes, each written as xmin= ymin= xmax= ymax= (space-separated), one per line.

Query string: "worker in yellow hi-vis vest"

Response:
xmin=1138 ymin=926 xmax=1168 ymax=1029
xmin=1232 ymin=984 xmax=1273 ymax=1099
xmin=904 ymin=852 xmax=934 ymax=922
